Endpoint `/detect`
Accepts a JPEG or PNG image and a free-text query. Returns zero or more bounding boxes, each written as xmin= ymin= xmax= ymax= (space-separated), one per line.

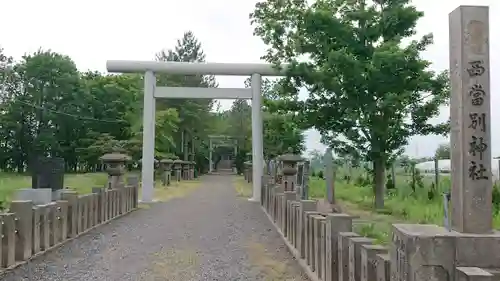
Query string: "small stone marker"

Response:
xmin=324 ymin=148 xmax=334 ymax=204
xmin=302 ymin=160 xmax=310 ymax=199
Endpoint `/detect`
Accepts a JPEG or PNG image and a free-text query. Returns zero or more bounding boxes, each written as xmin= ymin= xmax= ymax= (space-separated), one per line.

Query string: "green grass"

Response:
xmin=0 ymin=172 xmax=109 ymax=205
xmin=148 ymin=179 xmax=202 ymax=202
xmin=309 ymin=170 xmax=500 ymax=244
xmin=0 ymin=171 xmax=204 ymax=211
xmin=233 ymin=176 xmax=253 ymax=198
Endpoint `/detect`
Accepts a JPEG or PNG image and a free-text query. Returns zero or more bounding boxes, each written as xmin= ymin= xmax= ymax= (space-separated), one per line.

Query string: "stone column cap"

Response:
xmin=100 ymin=153 xmax=131 ymax=163
xmin=277 ymin=148 xmax=304 ymax=163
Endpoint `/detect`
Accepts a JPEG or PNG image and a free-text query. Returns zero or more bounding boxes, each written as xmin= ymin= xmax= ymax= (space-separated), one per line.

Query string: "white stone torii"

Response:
xmin=106 ymin=60 xmax=286 ymax=203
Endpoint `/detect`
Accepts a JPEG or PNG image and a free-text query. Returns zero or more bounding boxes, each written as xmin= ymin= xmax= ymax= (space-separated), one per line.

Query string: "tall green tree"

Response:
xmin=244 ymin=77 xmax=306 ymax=158
xmin=251 ymin=0 xmax=449 ymax=208
xmin=435 ymin=143 xmax=450 ymax=160
xmin=0 ymin=48 xmax=146 ymax=172
xmin=263 ymin=112 xmax=305 ymax=159
xmin=227 ymin=99 xmax=252 ymax=152
xmin=155 ymin=31 xmax=218 ymax=159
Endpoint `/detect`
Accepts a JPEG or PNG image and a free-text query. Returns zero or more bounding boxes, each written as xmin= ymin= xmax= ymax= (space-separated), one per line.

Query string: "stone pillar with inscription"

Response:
xmin=391 ymin=6 xmax=500 ymax=281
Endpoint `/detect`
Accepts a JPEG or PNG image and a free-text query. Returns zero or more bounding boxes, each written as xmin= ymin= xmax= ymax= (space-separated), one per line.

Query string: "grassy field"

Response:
xmin=0 ymin=172 xmax=109 ymax=204
xmin=0 ymin=172 xmax=202 ymax=209
xmin=308 ymin=169 xmax=500 ymax=244
xmin=149 ymin=179 xmax=201 ymax=203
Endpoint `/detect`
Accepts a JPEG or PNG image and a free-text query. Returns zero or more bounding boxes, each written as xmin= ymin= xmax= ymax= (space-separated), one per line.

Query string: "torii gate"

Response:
xmin=208 ymin=135 xmax=238 ymax=173
xmin=106 ymin=60 xmax=286 ymax=203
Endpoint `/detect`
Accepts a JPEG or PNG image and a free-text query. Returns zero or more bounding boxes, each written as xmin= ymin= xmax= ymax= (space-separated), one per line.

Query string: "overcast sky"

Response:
xmin=1 ymin=0 xmax=497 ymax=158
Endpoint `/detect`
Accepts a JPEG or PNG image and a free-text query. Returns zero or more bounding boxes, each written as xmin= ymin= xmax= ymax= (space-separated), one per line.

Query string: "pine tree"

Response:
xmin=155 ymin=31 xmax=218 ymax=158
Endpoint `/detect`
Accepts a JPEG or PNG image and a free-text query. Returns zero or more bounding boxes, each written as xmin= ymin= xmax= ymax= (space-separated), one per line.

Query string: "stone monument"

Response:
xmin=391 ymin=6 xmax=500 ymax=281
xmin=31 ymin=156 xmax=64 ymax=191
xmin=16 ymin=156 xmax=66 ymax=203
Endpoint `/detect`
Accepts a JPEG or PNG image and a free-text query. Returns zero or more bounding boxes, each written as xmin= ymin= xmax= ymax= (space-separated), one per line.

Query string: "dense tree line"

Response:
xmin=0 ymin=31 xmax=306 ymax=174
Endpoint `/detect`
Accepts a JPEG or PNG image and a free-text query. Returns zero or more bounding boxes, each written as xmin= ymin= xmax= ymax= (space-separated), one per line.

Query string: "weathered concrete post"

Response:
xmin=391 ymin=6 xmax=499 ymax=281
xmin=159 ymin=159 xmax=173 ymax=186
xmin=10 ymin=200 xmax=33 ymax=261
xmin=173 ymin=159 xmax=182 ymax=182
xmin=100 ymin=152 xmax=131 ymax=189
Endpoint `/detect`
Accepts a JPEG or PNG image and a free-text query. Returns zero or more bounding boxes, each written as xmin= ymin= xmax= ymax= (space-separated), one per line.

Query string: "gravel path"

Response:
xmin=2 ymin=174 xmax=308 ymax=281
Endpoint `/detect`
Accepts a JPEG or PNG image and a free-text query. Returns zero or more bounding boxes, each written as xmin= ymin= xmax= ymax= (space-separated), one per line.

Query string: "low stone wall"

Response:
xmin=262 ymin=179 xmax=374 ymax=281
xmin=261 ymin=177 xmax=500 ymax=281
xmin=0 ymin=176 xmax=139 ymax=272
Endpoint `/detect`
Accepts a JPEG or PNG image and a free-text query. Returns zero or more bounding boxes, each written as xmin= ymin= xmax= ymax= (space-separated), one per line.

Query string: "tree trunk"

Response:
xmin=373 ymin=157 xmax=385 ymax=209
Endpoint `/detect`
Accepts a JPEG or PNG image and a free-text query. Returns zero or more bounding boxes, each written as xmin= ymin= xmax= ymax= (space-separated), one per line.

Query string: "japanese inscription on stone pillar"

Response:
xmin=449 ymin=6 xmax=492 ymax=233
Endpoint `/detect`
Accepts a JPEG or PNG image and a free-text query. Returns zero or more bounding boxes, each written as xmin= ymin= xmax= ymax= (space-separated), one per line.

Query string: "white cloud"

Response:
xmin=1 ymin=0 xmax=498 ymax=158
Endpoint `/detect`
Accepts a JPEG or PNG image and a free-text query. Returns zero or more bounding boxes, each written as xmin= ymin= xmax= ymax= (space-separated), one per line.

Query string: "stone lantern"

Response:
xmin=276 ymin=148 xmax=303 ymax=192
xmin=243 ymin=161 xmax=249 ymax=180
xmin=190 ymin=161 xmax=196 ymax=179
xmin=100 ymin=152 xmax=131 ymax=189
xmin=173 ymin=159 xmax=182 ymax=182
xmin=247 ymin=162 xmax=253 ymax=183
xmin=159 ymin=159 xmax=174 ymax=186
xmin=243 ymin=161 xmax=250 ymax=182
xmin=180 ymin=160 xmax=189 ymax=180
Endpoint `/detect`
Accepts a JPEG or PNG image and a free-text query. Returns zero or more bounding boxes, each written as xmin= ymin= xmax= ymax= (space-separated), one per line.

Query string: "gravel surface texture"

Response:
xmin=2 ymin=175 xmax=308 ymax=281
